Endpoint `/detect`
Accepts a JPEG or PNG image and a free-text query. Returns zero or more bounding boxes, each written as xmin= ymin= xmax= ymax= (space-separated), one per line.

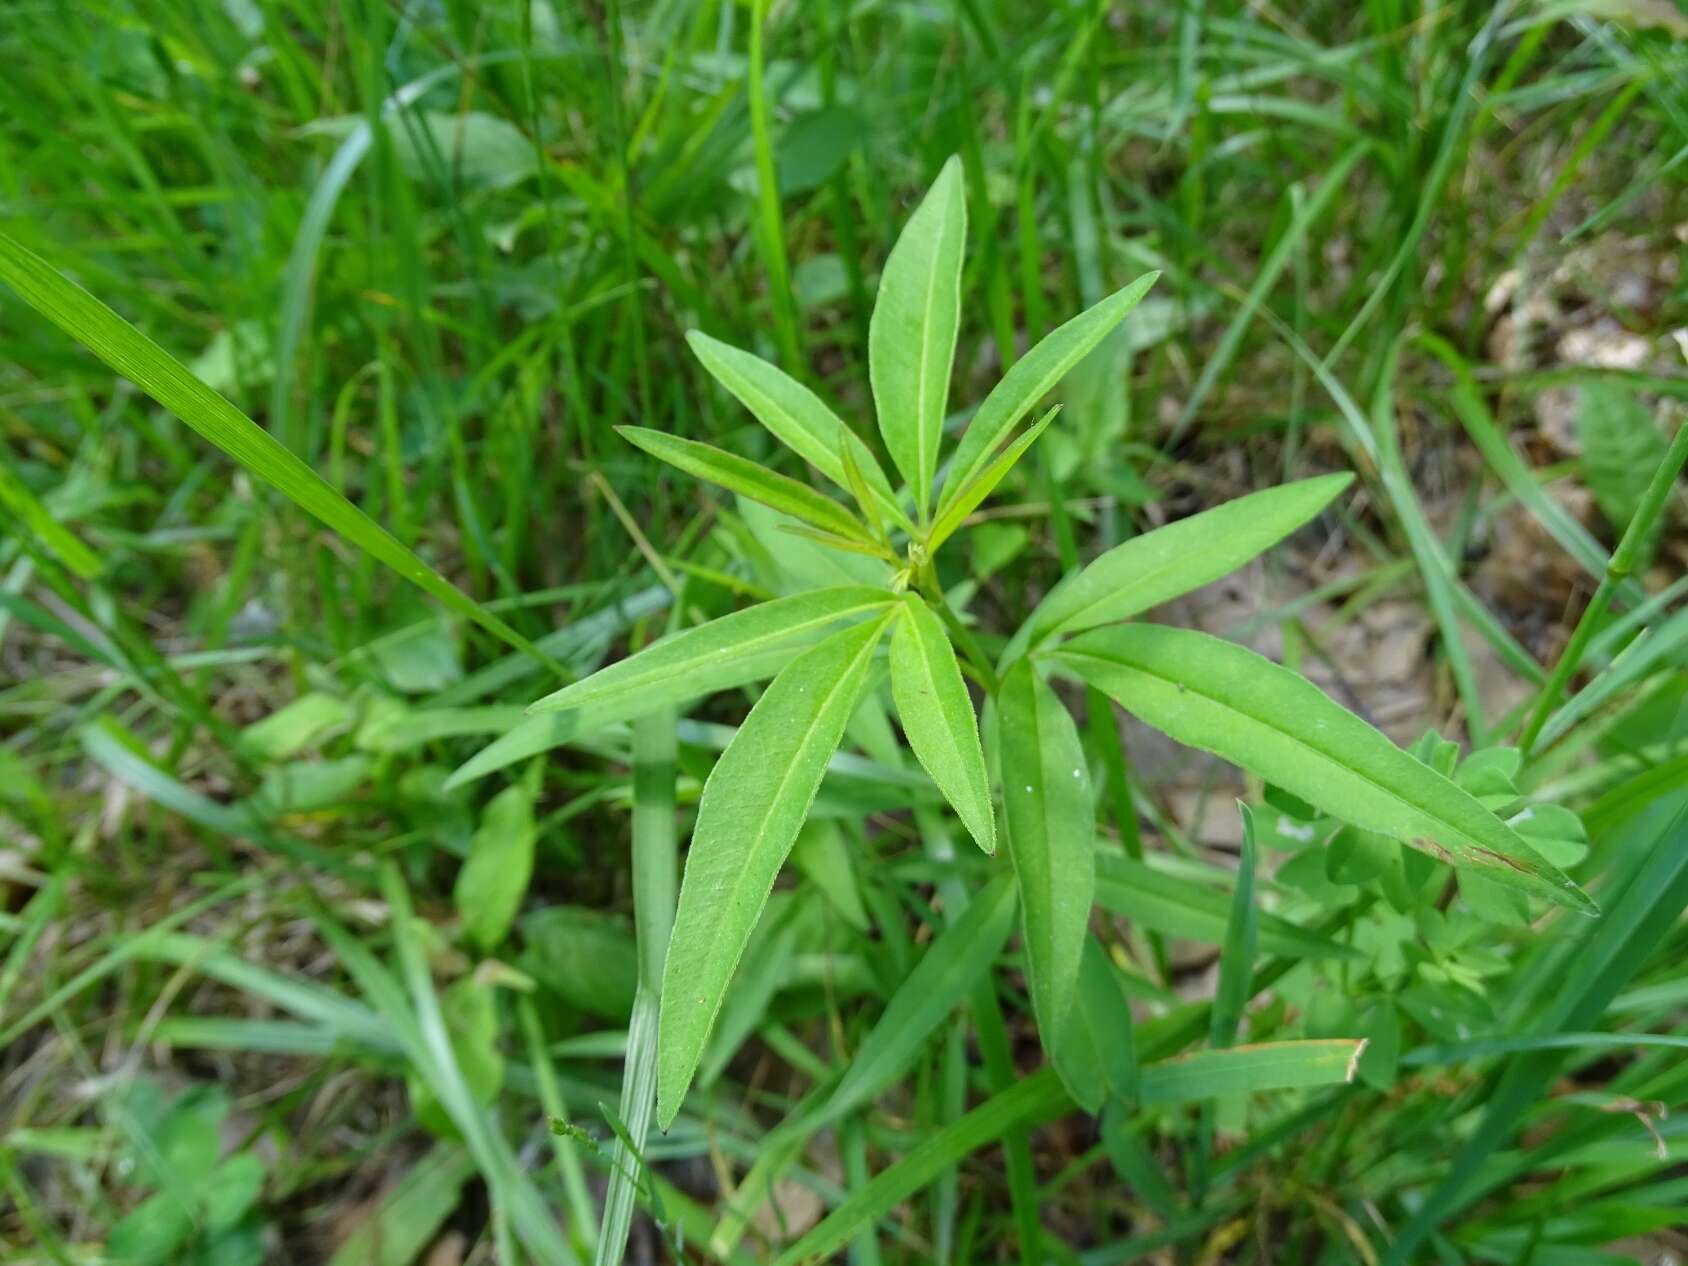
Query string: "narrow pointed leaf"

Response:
xmin=774 ymin=1041 xmax=1359 ymax=1266
xmin=657 ymin=614 xmax=890 ymax=1127
xmin=1093 ymin=853 xmax=1361 ymax=960
xmin=889 ymin=594 xmax=995 ymax=853
xmin=0 ymin=231 xmax=553 ymax=668
xmin=818 ymin=874 xmax=1016 ymax=1125
xmin=617 ymin=426 xmax=870 ymax=543
xmin=999 ymin=659 xmax=1096 ymax=1058
xmin=1136 ymin=1039 xmax=1365 ymax=1104
xmin=1210 ymin=806 xmax=1259 ymax=1048
xmin=927 ymin=405 xmax=1060 ymax=553
xmin=1012 ymin=474 xmax=1352 ymax=658
xmin=869 ymin=155 xmax=965 ymax=521
xmin=771 ymin=1069 xmax=1071 ymax=1266
xmin=687 ymin=331 xmax=909 ymax=531
xmin=1054 ymin=625 xmax=1595 ymax=912
xmin=528 ymin=587 xmax=891 ymax=716
xmin=939 ymin=272 xmax=1160 ymax=510
xmin=1054 ymin=937 xmax=1137 ymax=1113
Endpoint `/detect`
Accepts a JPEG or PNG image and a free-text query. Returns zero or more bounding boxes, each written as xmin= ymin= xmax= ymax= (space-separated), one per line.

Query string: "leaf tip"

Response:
xmin=1345 ymin=1038 xmax=1368 ymax=1083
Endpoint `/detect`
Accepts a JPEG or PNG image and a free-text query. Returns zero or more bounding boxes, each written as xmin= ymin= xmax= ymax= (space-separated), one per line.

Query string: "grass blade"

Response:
xmin=1383 ymin=799 xmax=1688 ymax=1263
xmin=818 ymin=874 xmax=1016 ymax=1125
xmin=0 ymin=231 xmax=557 ymax=671
xmin=595 ymin=711 xmax=677 ymax=1266
xmin=777 ymin=1040 xmax=1362 ymax=1265
xmin=1094 ymin=853 xmax=1361 ymax=961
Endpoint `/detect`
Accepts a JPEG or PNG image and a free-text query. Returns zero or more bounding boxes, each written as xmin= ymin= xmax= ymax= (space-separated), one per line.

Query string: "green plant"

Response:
xmin=527 ymin=159 xmax=1595 ymax=1145
xmin=100 ymin=1081 xmax=267 ymax=1266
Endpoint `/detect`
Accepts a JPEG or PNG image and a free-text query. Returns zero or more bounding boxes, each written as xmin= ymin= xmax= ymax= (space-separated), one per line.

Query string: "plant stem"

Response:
xmin=1520 ymin=417 xmax=1688 ymax=754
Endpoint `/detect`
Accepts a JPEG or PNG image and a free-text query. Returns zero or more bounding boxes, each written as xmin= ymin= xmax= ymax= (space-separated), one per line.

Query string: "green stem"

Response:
xmin=1520 ymin=418 xmax=1688 ymax=754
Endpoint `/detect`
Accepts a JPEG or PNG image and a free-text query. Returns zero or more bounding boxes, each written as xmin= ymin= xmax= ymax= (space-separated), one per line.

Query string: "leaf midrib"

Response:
xmin=1057 ymin=643 xmax=1545 ymax=877
xmin=698 ymin=618 xmax=884 ymax=977
xmin=912 ymin=198 xmax=948 ymax=520
xmin=551 ymin=595 xmax=890 ymax=711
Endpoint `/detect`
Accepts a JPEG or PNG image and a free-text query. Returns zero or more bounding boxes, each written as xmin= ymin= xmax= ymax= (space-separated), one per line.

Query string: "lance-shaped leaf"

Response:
xmin=1006 ymin=474 xmax=1352 ymax=662
xmin=818 ymin=874 xmax=1016 ymax=1125
xmin=889 ymin=594 xmax=995 ymax=853
xmin=940 ymin=271 xmax=1160 ymax=512
xmin=528 ymin=587 xmax=892 ymax=717
xmin=1054 ymin=625 xmax=1595 ymax=912
xmin=1054 ymin=936 xmax=1138 ymax=1113
xmin=687 ymin=331 xmax=910 ymax=532
xmin=999 ymin=659 xmax=1096 ymax=1062
xmin=657 ymin=613 xmax=891 ymax=1127
xmin=927 ymin=405 xmax=1060 ymax=554
xmin=869 ymin=155 xmax=964 ymax=522
xmin=617 ymin=426 xmax=871 ymax=544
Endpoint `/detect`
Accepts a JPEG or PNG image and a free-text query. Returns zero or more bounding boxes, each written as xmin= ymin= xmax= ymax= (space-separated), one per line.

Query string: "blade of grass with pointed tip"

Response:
xmin=1211 ymin=808 xmax=1259 ymax=1049
xmin=889 ymin=594 xmax=995 ymax=853
xmin=1009 ymin=474 xmax=1352 ymax=660
xmin=1418 ymin=332 xmax=1636 ymax=602
xmin=939 ymin=272 xmax=1159 ymax=510
xmin=1056 ymin=626 xmax=1593 ymax=912
xmin=595 ymin=710 xmax=676 ymax=1266
xmin=999 ymin=658 xmax=1096 ymax=1082
xmin=0 ymin=231 xmax=556 ymax=671
xmin=0 ymin=463 xmax=100 ymax=580
xmin=1138 ymin=1040 xmax=1365 ymax=1104
xmin=657 ymin=613 xmax=890 ymax=1127
xmin=528 ymin=587 xmax=892 ymax=716
xmin=772 ymin=1068 xmax=1069 ymax=1266
xmin=1093 ymin=853 xmax=1360 ymax=960
xmin=1170 ymin=141 xmax=1368 ymax=443
xmin=818 ymin=874 xmax=1016 ymax=1126
xmin=927 ymin=405 xmax=1061 ymax=554
xmin=687 ymin=331 xmax=909 ymax=532
xmin=869 ymin=155 xmax=964 ymax=522
xmin=616 ymin=426 xmax=871 ymax=544
xmin=775 ymin=1040 xmax=1363 ymax=1266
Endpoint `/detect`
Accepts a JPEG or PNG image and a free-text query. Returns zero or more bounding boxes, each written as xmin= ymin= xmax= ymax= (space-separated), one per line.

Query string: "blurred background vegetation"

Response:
xmin=1 ymin=1 xmax=1687 ymax=1263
